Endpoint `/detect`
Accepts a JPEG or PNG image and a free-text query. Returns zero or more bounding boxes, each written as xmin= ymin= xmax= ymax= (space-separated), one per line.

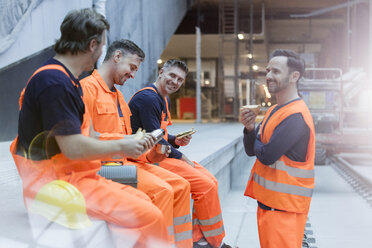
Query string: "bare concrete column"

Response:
xmin=196 ymin=27 xmax=202 ymax=123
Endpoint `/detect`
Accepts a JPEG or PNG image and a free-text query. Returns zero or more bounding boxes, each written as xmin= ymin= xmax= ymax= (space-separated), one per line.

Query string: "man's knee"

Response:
xmin=211 ymin=175 xmax=218 ymax=187
xmin=159 ymin=181 xmax=174 ymax=201
xmin=176 ymin=177 xmax=190 ymax=195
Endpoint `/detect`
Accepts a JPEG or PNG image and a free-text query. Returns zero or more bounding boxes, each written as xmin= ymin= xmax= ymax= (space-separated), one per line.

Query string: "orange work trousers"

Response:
xmin=132 ymin=161 xmax=193 ymax=248
xmin=257 ymin=206 xmax=308 ymax=248
xmin=159 ymin=158 xmax=225 ymax=248
xmin=10 ymin=138 xmax=170 ymax=248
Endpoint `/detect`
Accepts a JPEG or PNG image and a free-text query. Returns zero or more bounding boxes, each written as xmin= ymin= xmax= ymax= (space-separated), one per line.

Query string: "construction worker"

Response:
xmin=129 ymin=60 xmax=231 ymax=248
xmin=80 ymin=39 xmax=192 ymax=247
xmin=10 ymin=9 xmax=170 ymax=247
xmin=241 ymin=49 xmax=315 ymax=248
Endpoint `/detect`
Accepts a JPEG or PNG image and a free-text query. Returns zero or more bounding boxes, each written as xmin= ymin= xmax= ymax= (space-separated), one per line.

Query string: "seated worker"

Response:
xmin=129 ymin=59 xmax=231 ymax=248
xmin=80 ymin=39 xmax=192 ymax=248
xmin=10 ymin=9 xmax=170 ymax=248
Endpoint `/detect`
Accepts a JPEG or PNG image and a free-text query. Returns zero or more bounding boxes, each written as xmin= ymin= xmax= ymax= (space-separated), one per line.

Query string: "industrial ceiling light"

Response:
xmin=237 ymin=33 xmax=244 ymax=40
xmin=157 ymin=59 xmax=163 ymax=64
xmin=252 ymin=64 xmax=259 ymax=71
xmin=247 ymin=53 xmax=253 ymax=59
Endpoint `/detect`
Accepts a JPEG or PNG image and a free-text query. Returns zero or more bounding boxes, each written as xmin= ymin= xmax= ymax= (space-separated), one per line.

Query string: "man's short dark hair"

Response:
xmin=54 ymin=8 xmax=110 ymax=55
xmin=103 ymin=39 xmax=145 ymax=62
xmin=270 ymin=49 xmax=305 ymax=82
xmin=162 ymin=59 xmax=188 ymax=75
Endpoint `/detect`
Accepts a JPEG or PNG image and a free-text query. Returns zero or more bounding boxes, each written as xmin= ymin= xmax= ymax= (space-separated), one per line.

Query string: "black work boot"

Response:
xmin=220 ymin=243 xmax=232 ymax=248
xmin=193 ymin=238 xmax=213 ymax=248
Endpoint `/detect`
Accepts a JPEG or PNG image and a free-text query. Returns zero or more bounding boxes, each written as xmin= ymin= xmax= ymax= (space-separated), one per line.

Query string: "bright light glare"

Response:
xmin=247 ymin=53 xmax=253 ymax=59
xmin=237 ymin=33 xmax=244 ymax=40
xmin=252 ymin=65 xmax=259 ymax=71
xmin=263 ymin=85 xmax=271 ymax=99
xmin=157 ymin=59 xmax=162 ymax=64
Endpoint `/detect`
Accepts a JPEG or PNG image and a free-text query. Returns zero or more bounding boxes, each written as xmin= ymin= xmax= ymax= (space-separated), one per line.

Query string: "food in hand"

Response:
xmin=240 ymin=104 xmax=261 ymax=115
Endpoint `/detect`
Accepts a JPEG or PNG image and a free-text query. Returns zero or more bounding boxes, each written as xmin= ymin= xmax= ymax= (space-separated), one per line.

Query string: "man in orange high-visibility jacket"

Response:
xmin=129 ymin=60 xmax=231 ymax=248
xmin=80 ymin=40 xmax=192 ymax=248
xmin=241 ymin=49 xmax=315 ymax=248
xmin=11 ymin=9 xmax=170 ymax=248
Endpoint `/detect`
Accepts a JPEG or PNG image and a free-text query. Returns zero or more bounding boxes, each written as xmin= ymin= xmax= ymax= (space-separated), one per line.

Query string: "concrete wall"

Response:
xmin=201 ymin=136 xmax=255 ymax=198
xmin=0 ymin=0 xmax=188 ymax=141
xmin=0 ymin=0 xmax=91 ymax=69
xmin=0 ymin=0 xmax=92 ymax=142
xmin=106 ymin=0 xmax=188 ymax=100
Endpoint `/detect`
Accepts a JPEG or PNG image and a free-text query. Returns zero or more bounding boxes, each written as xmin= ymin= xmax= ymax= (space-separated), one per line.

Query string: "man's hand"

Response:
xmin=240 ymin=108 xmax=257 ymax=132
xmin=181 ymin=154 xmax=195 ymax=168
xmin=121 ymin=134 xmax=156 ymax=158
xmin=175 ymin=135 xmax=192 ymax=146
xmin=146 ymin=144 xmax=171 ymax=163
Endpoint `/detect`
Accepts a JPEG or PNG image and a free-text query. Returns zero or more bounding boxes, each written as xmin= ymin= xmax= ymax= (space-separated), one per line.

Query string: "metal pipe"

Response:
xmin=233 ymin=0 xmax=239 ymax=119
xmin=290 ymin=0 xmax=368 ymax=18
xmin=218 ymin=0 xmax=224 ymax=119
xmin=370 ymin=0 xmax=372 ymax=79
xmin=196 ymin=27 xmax=202 ymax=123
xmin=248 ymin=0 xmax=254 ymax=104
xmin=196 ymin=0 xmax=201 ymax=123
xmin=347 ymin=1 xmax=351 ymax=69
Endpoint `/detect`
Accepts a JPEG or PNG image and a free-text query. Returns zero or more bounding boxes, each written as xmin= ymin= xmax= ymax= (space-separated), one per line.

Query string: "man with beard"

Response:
xmin=129 ymin=59 xmax=231 ymax=248
xmin=80 ymin=40 xmax=192 ymax=248
xmin=10 ymin=9 xmax=170 ymax=247
xmin=241 ymin=49 xmax=315 ymax=248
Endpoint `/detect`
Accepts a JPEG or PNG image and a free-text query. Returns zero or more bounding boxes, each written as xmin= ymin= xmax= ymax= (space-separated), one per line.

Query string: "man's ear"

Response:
xmin=291 ymin=71 xmax=300 ymax=83
xmin=113 ymin=50 xmax=122 ymax=63
xmin=88 ymin=39 xmax=98 ymax=53
xmin=159 ymin=68 xmax=164 ymax=76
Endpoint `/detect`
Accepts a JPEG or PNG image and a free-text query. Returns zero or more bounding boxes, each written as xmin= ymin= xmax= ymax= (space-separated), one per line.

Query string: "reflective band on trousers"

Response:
xmin=203 ymin=225 xmax=225 ymax=238
xmin=175 ymin=230 xmax=193 ymax=242
xmin=253 ymin=173 xmax=313 ymax=197
xmin=173 ymin=214 xmax=191 ymax=226
xmin=194 ymin=213 xmax=223 ymax=226
xmin=168 ymin=226 xmax=174 ymax=236
xmin=268 ymin=160 xmax=314 ymax=179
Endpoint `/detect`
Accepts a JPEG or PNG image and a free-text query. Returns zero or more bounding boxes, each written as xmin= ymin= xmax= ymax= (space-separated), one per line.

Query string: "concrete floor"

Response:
xmin=220 ymin=164 xmax=372 ymax=248
xmin=1 ymin=122 xmax=372 ymax=247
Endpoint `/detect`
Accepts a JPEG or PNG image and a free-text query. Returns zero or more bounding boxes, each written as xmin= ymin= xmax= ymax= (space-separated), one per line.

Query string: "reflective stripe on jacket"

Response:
xmin=244 ymin=99 xmax=315 ymax=213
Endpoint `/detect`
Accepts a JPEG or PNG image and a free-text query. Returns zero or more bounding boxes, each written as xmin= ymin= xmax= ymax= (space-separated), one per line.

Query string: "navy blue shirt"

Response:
xmin=243 ymin=98 xmax=310 ymax=164
xmin=18 ymin=58 xmax=85 ymax=159
xmin=129 ymin=84 xmax=182 ymax=159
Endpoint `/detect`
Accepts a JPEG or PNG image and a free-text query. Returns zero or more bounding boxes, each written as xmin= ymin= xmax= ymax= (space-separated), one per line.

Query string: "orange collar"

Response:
xmin=92 ymin=70 xmax=118 ymax=94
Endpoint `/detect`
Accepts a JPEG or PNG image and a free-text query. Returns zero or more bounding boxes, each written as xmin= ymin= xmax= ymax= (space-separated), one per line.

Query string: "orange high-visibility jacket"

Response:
xmin=244 ymin=99 xmax=315 ymax=213
xmin=80 ymin=70 xmax=134 ymax=163
xmin=130 ymin=87 xmax=172 ymax=140
xmin=11 ymin=65 xmax=171 ymax=247
xmin=12 ymin=64 xmax=103 ymax=203
xmin=81 ymin=70 xmax=132 ymax=137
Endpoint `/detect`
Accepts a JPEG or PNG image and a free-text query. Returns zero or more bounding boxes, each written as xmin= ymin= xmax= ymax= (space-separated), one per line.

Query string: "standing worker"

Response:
xmin=241 ymin=49 xmax=315 ymax=248
xmin=129 ymin=59 xmax=231 ymax=248
xmin=80 ymin=39 xmax=192 ymax=247
xmin=10 ymin=8 xmax=170 ymax=247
